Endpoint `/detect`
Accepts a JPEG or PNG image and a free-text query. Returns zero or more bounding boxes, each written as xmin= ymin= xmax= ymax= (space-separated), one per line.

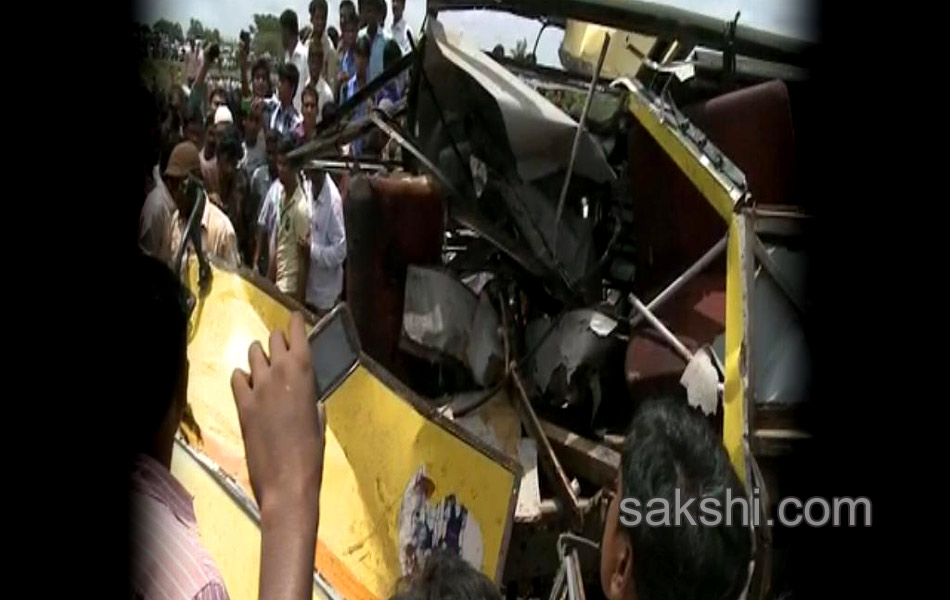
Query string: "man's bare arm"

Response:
xmin=232 ymin=314 xmax=325 ymax=600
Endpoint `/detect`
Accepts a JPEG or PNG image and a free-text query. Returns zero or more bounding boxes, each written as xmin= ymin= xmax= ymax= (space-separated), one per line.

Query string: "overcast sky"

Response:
xmin=134 ymin=0 xmax=816 ymax=68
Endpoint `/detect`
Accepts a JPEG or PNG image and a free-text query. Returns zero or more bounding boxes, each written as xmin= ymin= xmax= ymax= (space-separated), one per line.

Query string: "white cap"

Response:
xmin=214 ymin=105 xmax=233 ymax=125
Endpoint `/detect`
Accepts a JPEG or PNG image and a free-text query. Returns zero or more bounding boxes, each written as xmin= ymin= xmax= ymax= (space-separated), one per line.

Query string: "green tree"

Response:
xmin=511 ymin=38 xmax=528 ymax=61
xmin=153 ymin=18 xmax=184 ymax=42
xmin=250 ymin=13 xmax=283 ymax=59
xmin=187 ymin=18 xmax=206 ymax=41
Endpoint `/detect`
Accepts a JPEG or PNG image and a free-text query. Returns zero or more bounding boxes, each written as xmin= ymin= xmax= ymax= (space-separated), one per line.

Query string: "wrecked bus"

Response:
xmin=172 ymin=1 xmax=815 ymax=598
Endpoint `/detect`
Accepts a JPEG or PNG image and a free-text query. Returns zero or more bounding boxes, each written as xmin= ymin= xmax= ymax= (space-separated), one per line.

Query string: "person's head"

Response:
xmin=491 ymin=44 xmax=504 ymax=59
xmin=280 ymin=9 xmax=300 ymax=53
xmin=309 ymin=0 xmax=329 ymax=38
xmin=214 ymin=105 xmax=234 ymax=137
xmin=130 ymin=251 xmax=190 ymax=462
xmin=321 ymin=100 xmax=338 ymax=125
xmin=363 ymin=0 xmax=382 ymax=33
xmin=277 ymin=63 xmax=300 ymax=107
xmin=600 ymin=398 xmax=752 ymax=600
xmin=308 ymin=38 xmax=325 ymax=82
xmin=340 ymin=0 xmax=356 ymax=25
xmin=393 ymin=0 xmax=405 ymax=23
xmin=276 ymin=135 xmax=299 ymax=190
xmin=251 ymin=58 xmax=272 ymax=98
xmin=184 ymin=109 xmax=204 ymax=148
xmin=341 ymin=13 xmax=359 ymax=49
xmin=354 ymin=35 xmax=371 ymax=78
xmin=204 ymin=114 xmax=217 ymax=154
xmin=389 ymin=550 xmax=501 ymax=600
xmin=301 ymin=85 xmax=319 ymax=130
xmin=210 ymin=87 xmax=227 ymax=113
xmin=217 ymin=126 xmax=244 ymax=181
xmin=384 ymin=39 xmax=402 ymax=71
xmin=244 ymin=106 xmax=262 ymax=146
xmin=163 ymin=141 xmax=203 ymax=214
xmin=327 ymin=26 xmax=340 ymax=49
xmin=265 ymin=129 xmax=280 ymax=176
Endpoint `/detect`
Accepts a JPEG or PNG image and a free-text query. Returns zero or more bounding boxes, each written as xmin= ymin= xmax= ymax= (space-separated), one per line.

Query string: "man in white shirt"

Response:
xmin=139 ymin=162 xmax=176 ymax=264
xmin=307 ymin=0 xmax=340 ymax=90
xmin=304 ymin=170 xmax=346 ymax=315
xmin=281 ymin=9 xmax=311 ymax=112
xmin=307 ymin=42 xmax=335 ymax=122
xmin=390 ymin=0 xmax=410 ymax=55
xmin=240 ymin=105 xmax=266 ymax=178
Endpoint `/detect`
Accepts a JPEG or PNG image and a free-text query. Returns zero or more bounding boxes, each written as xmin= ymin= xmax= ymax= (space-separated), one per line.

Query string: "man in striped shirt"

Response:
xmin=130 ymin=252 xmax=326 ymax=600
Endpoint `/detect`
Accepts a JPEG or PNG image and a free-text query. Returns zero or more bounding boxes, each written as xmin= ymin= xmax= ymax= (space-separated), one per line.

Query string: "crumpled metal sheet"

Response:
xmin=751 ymin=243 xmax=809 ymax=406
xmin=403 ymin=266 xmax=504 ymax=387
xmin=403 ymin=266 xmax=478 ymax=365
xmin=528 ymin=309 xmax=618 ymax=394
xmin=422 ymin=17 xmax=615 ymax=185
xmin=708 ymin=242 xmax=809 ymax=406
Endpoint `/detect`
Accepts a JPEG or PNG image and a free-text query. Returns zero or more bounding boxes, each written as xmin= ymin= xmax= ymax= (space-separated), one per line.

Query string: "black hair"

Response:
xmin=265 ymin=128 xmax=280 ymax=145
xmin=278 ymin=62 xmax=301 ymax=97
xmin=205 ymin=113 xmax=215 ymax=128
xmin=217 ymin=126 xmax=244 ymax=164
xmin=321 ymin=101 xmax=338 ymax=123
xmin=327 ymin=26 xmax=340 ymax=47
xmin=210 ymin=87 xmax=227 ymax=102
xmin=620 ymin=398 xmax=752 ymax=600
xmin=301 ymin=83 xmax=319 ymax=105
xmin=280 ymin=9 xmax=300 ymax=36
xmin=309 ymin=0 xmax=328 ymax=17
xmin=184 ymin=106 xmax=203 ymax=128
xmin=354 ymin=35 xmax=371 ymax=58
xmin=277 ymin=134 xmax=298 ymax=157
xmin=389 ymin=550 xmax=501 ymax=600
xmin=130 ymin=251 xmax=189 ymax=453
xmin=340 ymin=0 xmax=356 ymax=13
xmin=384 ymin=39 xmax=402 ymax=69
xmin=252 ymin=57 xmax=271 ymax=80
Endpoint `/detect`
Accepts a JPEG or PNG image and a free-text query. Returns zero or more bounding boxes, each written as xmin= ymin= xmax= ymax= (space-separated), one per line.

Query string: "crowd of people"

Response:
xmin=139 ymin=0 xmax=410 ymax=316
xmin=132 ymin=2 xmax=755 ymax=599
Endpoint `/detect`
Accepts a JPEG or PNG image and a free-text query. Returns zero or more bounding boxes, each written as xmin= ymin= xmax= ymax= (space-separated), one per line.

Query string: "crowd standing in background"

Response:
xmin=140 ymin=0 xmax=409 ymax=314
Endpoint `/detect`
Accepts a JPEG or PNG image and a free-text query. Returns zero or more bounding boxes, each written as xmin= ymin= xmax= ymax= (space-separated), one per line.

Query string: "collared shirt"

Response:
xmin=270 ymin=102 xmax=303 ymax=138
xmin=240 ymin=131 xmax=266 ymax=179
xmin=340 ymin=49 xmax=355 ymax=83
xmin=314 ymin=77 xmax=334 ymax=122
xmin=130 ymin=454 xmax=229 ymax=600
xmin=258 ymin=95 xmax=281 ymax=134
xmin=358 ymin=27 xmax=390 ymax=82
xmin=391 ymin=18 xmax=410 ymax=55
xmin=140 ymin=164 xmax=176 ymax=264
xmin=306 ymin=173 xmax=346 ymax=310
xmin=169 ymin=197 xmax=240 ymax=269
xmin=285 ymin=41 xmax=311 ymax=112
xmin=267 ymin=178 xmax=311 ymax=296
xmin=307 ymin=34 xmax=340 ymax=93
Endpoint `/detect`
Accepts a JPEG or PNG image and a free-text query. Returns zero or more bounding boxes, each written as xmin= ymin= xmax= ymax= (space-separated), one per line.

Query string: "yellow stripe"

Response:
xmin=626 ymin=93 xmax=735 ymax=222
xmin=723 ymin=218 xmax=746 ymax=483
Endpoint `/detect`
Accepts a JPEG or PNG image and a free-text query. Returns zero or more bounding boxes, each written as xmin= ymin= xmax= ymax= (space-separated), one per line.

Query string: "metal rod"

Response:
xmin=565 ymin=552 xmax=580 ymax=600
xmin=511 ymin=367 xmax=582 ymax=526
xmin=627 ymin=293 xmax=693 ymax=363
xmin=554 ymin=33 xmax=610 ymax=250
xmin=548 ymin=561 xmax=567 ymax=600
xmin=571 ymin=549 xmax=586 ymax=600
xmin=629 ymin=235 xmax=728 ymax=328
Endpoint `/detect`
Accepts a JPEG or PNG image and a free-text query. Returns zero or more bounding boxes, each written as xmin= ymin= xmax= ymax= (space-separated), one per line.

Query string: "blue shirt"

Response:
xmin=341 ymin=76 xmax=370 ymax=157
xmin=359 ymin=27 xmax=389 ymax=82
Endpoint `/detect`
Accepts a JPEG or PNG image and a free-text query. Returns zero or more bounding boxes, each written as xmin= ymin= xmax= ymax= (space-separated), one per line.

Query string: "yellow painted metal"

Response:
xmin=178 ymin=259 xmax=517 ymax=600
xmin=171 ymin=442 xmax=328 ymax=600
xmin=319 ymin=365 xmax=518 ymax=600
xmin=723 ymin=218 xmax=746 ymax=483
xmin=560 ymin=19 xmax=655 ymax=80
xmin=625 ymin=93 xmax=736 ymax=221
